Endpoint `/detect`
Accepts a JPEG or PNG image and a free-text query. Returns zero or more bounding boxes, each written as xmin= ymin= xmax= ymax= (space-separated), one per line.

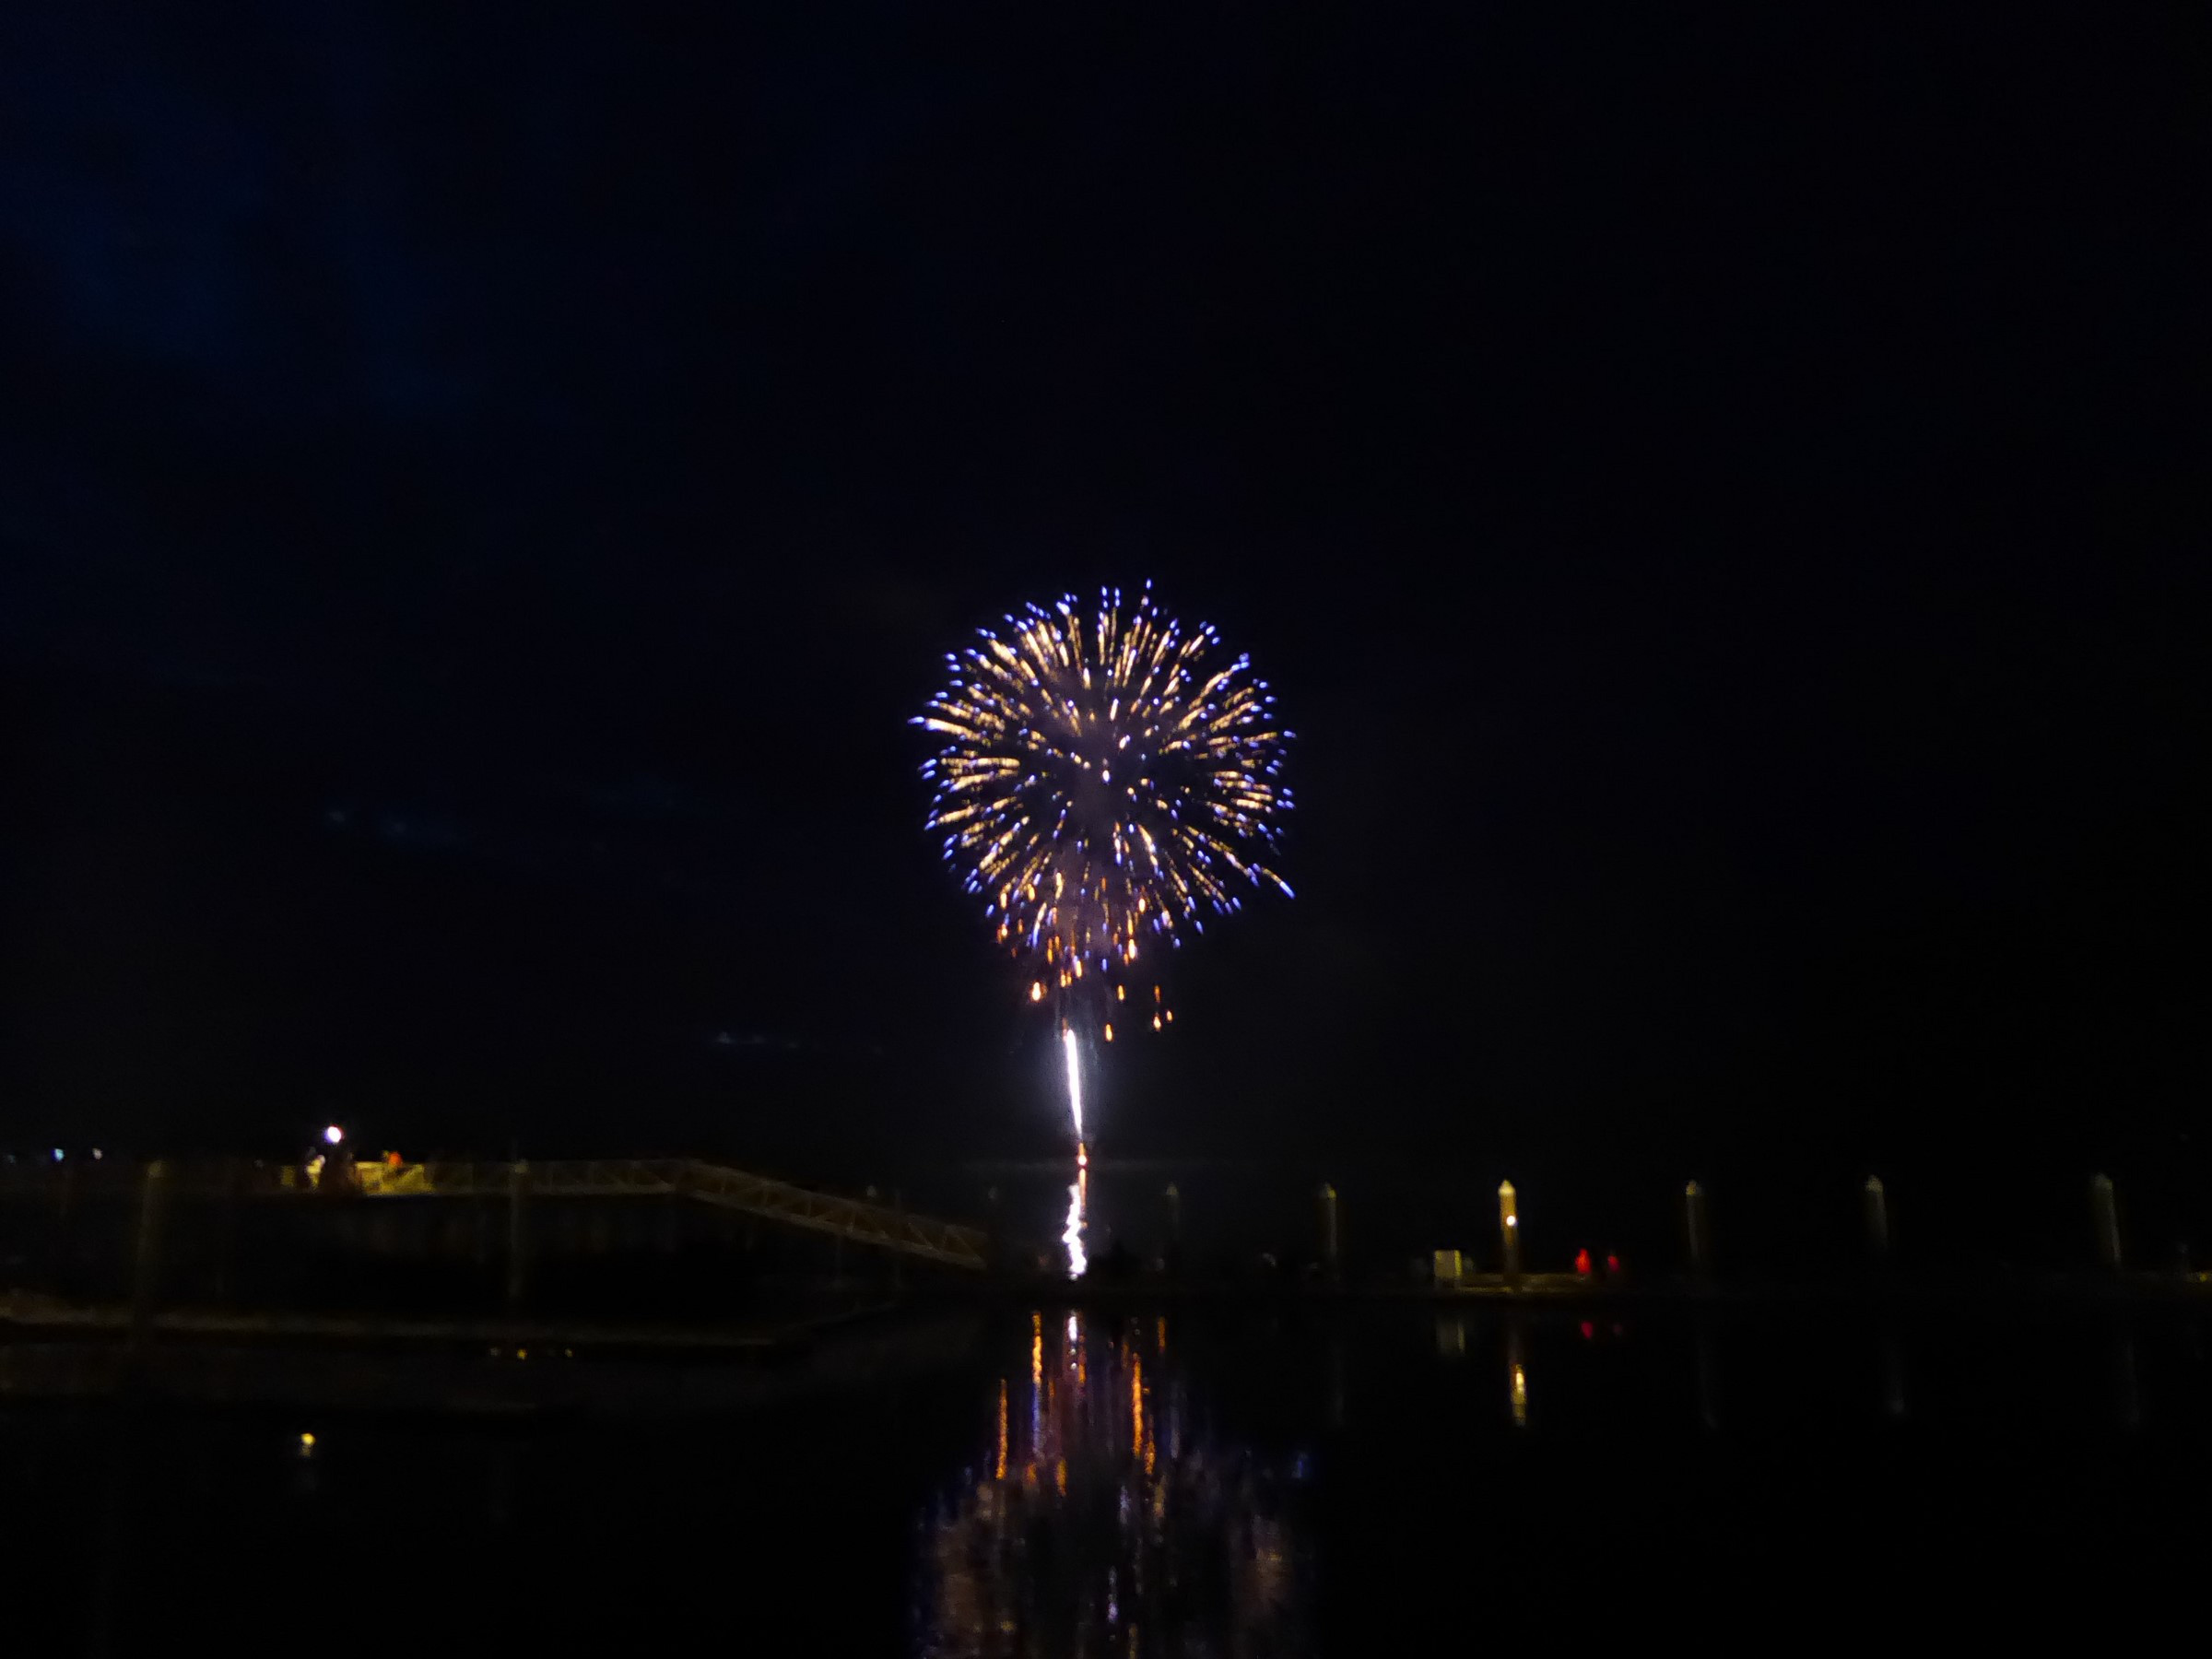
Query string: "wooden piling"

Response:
xmin=506 ymin=1160 xmax=531 ymax=1310
xmin=129 ymin=1159 xmax=169 ymax=1350
xmin=1498 ymin=1180 xmax=1522 ymax=1277
xmin=1864 ymin=1176 xmax=1889 ymax=1262
xmin=1684 ymin=1180 xmax=1712 ymax=1278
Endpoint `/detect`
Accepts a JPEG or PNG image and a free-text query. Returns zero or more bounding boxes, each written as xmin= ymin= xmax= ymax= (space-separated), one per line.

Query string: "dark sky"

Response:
xmin=1 ymin=7 xmax=2206 ymax=1207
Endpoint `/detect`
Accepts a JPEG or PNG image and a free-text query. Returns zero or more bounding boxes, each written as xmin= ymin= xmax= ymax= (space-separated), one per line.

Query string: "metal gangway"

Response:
xmin=5 ymin=1156 xmax=991 ymax=1271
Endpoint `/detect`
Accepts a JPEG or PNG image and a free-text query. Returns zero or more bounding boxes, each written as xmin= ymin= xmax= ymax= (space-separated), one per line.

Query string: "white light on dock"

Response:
xmin=323 ymin=1124 xmax=345 ymax=1146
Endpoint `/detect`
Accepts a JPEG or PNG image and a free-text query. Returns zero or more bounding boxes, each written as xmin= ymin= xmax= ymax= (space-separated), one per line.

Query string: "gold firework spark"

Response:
xmin=916 ymin=583 xmax=1293 ymax=1022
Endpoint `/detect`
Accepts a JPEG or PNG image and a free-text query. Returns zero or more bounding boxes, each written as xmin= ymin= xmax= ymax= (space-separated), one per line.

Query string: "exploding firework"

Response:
xmin=915 ymin=583 xmax=1294 ymax=1039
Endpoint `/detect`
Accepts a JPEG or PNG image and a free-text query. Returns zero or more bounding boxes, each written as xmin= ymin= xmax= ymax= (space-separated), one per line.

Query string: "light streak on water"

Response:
xmin=1063 ymin=1154 xmax=1088 ymax=1278
xmin=1060 ymin=1025 xmax=1089 ymax=1277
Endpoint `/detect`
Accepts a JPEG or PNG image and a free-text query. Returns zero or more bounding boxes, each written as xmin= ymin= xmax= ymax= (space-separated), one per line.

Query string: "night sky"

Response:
xmin=2 ymin=9 xmax=2206 ymax=1239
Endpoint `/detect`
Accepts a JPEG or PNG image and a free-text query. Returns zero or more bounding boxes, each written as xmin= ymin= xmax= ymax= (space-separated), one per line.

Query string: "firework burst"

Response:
xmin=915 ymin=583 xmax=1293 ymax=1036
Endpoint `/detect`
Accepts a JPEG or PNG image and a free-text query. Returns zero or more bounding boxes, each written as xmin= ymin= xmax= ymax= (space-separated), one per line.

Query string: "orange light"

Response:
xmin=1102 ymin=1024 xmax=1113 ymax=1041
xmin=1116 ymin=984 xmax=1126 ymax=1002
xmin=1152 ymin=1015 xmax=1162 ymax=1030
xmin=1030 ymin=982 xmax=1043 ymax=1003
xmin=1163 ymin=1009 xmax=1173 ymax=1023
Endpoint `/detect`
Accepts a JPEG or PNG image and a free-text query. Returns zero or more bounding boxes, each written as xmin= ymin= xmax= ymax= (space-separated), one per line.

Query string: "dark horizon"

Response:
xmin=2 ymin=8 xmax=2206 ymax=1221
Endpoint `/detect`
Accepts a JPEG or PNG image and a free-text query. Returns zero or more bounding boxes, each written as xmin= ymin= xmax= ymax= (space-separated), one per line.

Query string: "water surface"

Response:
xmin=3 ymin=1302 xmax=2205 ymax=1653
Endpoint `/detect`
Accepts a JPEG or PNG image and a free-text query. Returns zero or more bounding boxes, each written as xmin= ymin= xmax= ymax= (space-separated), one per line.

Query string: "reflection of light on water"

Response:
xmin=1063 ymin=1152 xmax=1088 ymax=1277
xmin=1059 ymin=1027 xmax=1089 ymax=1277
xmin=920 ymin=1313 xmax=1312 ymax=1657
xmin=1507 ymin=1321 xmax=1529 ymax=1428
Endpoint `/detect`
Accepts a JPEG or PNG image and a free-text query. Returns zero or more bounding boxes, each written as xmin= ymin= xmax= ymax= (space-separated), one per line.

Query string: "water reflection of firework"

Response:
xmin=1062 ymin=1145 xmax=1088 ymax=1280
xmin=917 ymin=1313 xmax=1312 ymax=1657
xmin=1063 ymin=1032 xmax=1088 ymax=1278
